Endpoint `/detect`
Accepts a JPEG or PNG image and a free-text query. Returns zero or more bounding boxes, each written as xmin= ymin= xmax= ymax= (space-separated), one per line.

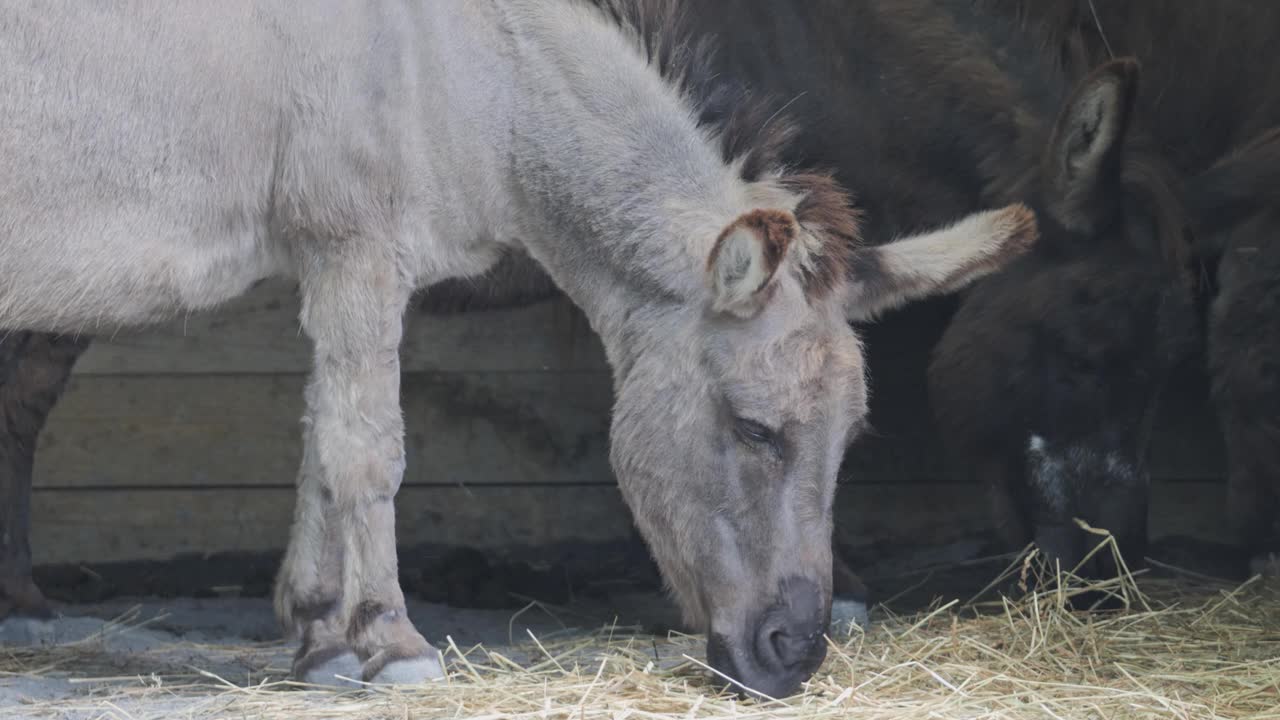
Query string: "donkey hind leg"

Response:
xmin=274 ymin=251 xmax=442 ymax=687
xmin=981 ymin=457 xmax=1030 ymax=554
xmin=830 ymin=549 xmax=870 ymax=633
xmin=0 ymin=332 xmax=90 ymax=621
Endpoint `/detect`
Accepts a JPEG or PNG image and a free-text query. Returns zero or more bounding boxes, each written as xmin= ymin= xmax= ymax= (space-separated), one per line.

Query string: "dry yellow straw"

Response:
xmin=3 ymin=538 xmax=1278 ymax=719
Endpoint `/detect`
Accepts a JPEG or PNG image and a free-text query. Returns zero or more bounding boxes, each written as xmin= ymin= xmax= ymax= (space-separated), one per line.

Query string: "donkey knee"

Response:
xmin=317 ymin=463 xmax=404 ymax=511
xmin=307 ymin=418 xmax=406 ymax=509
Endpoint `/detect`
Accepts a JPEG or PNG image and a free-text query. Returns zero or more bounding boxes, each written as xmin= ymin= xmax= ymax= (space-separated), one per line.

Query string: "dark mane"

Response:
xmin=585 ymin=0 xmax=862 ymax=300
xmin=1188 ymin=126 xmax=1280 ymax=246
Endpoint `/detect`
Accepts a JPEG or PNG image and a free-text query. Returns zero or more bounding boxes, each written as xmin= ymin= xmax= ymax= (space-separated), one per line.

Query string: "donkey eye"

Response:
xmin=734 ymin=418 xmax=776 ymax=445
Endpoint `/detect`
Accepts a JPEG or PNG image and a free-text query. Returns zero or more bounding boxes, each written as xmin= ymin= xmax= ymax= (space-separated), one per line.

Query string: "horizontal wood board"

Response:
xmin=24 ymin=280 xmax=1229 ymax=565
xmin=30 ymin=480 xmax=1226 ymax=566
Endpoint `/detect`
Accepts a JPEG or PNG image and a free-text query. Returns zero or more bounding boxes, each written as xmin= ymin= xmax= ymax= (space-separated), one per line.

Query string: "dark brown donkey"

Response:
xmin=1204 ymin=209 xmax=1280 ymax=578
xmin=942 ymin=0 xmax=1280 ymax=579
xmin=1190 ymin=131 xmax=1280 ymax=578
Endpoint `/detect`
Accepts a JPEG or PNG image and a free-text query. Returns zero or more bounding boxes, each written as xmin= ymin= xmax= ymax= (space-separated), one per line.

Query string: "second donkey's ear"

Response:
xmin=707 ymin=209 xmax=798 ymax=318
xmin=1042 ymin=58 xmax=1140 ymax=233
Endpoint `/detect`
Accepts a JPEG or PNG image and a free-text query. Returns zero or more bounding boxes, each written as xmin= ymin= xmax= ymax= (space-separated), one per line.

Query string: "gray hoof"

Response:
xmin=365 ymin=648 xmax=446 ymax=685
xmin=299 ymin=650 xmax=364 ymax=689
xmin=830 ymin=597 xmax=870 ymax=634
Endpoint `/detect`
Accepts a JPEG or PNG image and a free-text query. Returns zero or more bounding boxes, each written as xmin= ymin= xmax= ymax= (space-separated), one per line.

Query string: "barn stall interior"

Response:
xmin=16 ymin=286 xmax=1239 ymax=601
xmin=4 ymin=0 xmax=1280 ymax=718
xmin=5 ymin=284 xmax=1275 ymax=718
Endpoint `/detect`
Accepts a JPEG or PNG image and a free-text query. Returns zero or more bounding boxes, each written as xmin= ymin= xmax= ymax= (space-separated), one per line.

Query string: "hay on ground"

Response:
xmin=3 ymin=533 xmax=1279 ymax=719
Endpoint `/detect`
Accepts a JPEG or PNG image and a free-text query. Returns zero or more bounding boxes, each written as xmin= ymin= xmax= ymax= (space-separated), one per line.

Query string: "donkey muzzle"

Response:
xmin=705 ymin=576 xmax=828 ymax=699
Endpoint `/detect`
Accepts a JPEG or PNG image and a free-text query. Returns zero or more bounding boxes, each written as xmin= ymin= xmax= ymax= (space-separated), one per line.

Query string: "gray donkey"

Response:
xmin=0 ymin=0 xmax=1035 ymax=698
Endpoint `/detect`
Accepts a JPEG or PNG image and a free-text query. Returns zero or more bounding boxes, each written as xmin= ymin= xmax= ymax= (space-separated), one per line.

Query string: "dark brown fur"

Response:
xmin=784 ymin=173 xmax=864 ymax=299
xmin=1190 ymin=127 xmax=1280 ymax=248
xmin=1207 ymin=209 xmax=1280 ymax=570
xmin=947 ymin=1 xmax=1280 ymax=579
xmin=1185 ymin=129 xmax=1280 ymax=563
xmin=978 ymin=0 xmax=1280 ymax=276
xmin=984 ymin=0 xmax=1280 ymax=574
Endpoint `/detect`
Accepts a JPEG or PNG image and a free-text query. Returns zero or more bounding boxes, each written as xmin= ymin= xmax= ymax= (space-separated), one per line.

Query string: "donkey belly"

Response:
xmin=0 ymin=193 xmax=287 ymax=332
xmin=0 ymin=3 xmax=303 ymax=333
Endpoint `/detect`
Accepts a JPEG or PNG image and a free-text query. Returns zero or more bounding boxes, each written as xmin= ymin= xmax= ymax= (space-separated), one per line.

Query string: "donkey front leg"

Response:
xmin=274 ymin=251 xmax=442 ymax=687
xmin=1 ymin=332 xmax=89 ymax=620
xmin=1221 ymin=417 xmax=1280 ymax=579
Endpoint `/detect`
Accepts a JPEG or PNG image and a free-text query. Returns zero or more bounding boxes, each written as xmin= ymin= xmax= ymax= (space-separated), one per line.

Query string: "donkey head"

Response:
xmin=608 ymin=168 xmax=1041 ymax=696
xmin=608 ymin=192 xmax=862 ymax=698
xmin=930 ymin=59 xmax=1199 ymax=589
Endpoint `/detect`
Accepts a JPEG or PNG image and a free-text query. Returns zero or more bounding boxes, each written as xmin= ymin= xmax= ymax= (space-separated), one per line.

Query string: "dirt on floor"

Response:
xmin=0 ymin=591 xmax=680 ymax=717
xmin=1 ymin=534 xmax=1259 ymax=719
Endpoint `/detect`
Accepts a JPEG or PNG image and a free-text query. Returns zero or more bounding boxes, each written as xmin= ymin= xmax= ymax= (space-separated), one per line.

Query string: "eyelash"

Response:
xmin=734 ymin=417 xmax=779 ymax=452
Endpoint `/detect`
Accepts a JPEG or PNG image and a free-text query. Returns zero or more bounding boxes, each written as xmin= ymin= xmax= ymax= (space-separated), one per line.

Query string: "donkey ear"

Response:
xmin=844 ymin=204 xmax=1038 ymax=323
xmin=707 ymin=209 xmax=798 ymax=318
xmin=1043 ymin=58 xmax=1140 ymax=232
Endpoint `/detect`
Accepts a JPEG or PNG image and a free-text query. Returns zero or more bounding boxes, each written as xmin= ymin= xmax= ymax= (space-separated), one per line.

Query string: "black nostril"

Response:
xmin=752 ymin=576 xmax=828 ymax=672
xmin=757 ymin=615 xmax=822 ymax=671
xmin=768 ymin=627 xmax=815 ymax=669
xmin=768 ymin=629 xmax=785 ymax=662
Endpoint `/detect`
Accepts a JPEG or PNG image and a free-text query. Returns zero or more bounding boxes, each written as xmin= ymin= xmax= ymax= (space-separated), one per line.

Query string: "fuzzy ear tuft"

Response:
xmin=706 ymin=209 xmax=798 ymax=317
xmin=1043 ymin=58 xmax=1140 ymax=232
xmin=843 ymin=203 xmax=1039 ymax=323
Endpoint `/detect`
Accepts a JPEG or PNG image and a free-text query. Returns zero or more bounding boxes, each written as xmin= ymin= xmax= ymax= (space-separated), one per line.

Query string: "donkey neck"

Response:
xmin=499 ymin=0 xmax=798 ymax=366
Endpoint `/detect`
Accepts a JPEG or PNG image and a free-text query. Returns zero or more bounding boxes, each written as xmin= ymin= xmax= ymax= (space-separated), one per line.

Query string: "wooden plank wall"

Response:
xmin=30 ymin=282 xmax=1230 ymax=566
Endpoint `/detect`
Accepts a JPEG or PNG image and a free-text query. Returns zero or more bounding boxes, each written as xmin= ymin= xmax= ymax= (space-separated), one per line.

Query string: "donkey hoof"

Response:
xmin=0 ymin=599 xmax=54 ymax=623
xmin=364 ymin=647 xmax=446 ymax=685
xmin=296 ymin=648 xmax=364 ymax=688
xmin=0 ymin=583 xmax=55 ymax=622
xmin=831 ymin=597 xmax=870 ymax=634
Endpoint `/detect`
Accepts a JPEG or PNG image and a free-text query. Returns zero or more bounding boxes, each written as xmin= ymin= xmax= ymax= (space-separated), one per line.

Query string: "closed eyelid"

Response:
xmin=730 ymin=412 xmax=782 ymax=435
